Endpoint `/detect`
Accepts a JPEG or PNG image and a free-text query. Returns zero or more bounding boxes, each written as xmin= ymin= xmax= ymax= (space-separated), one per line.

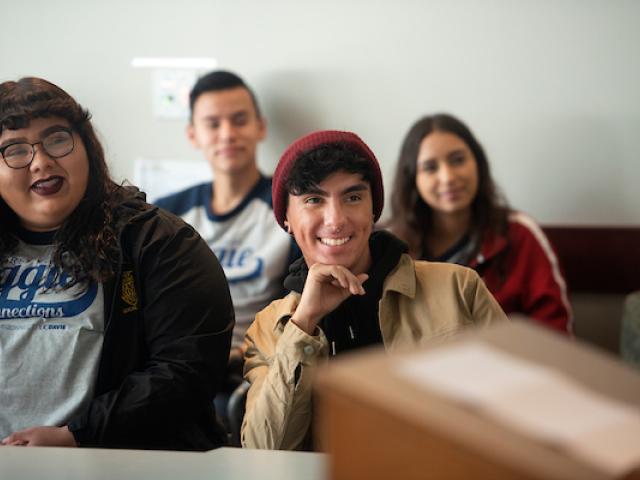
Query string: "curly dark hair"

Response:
xmin=389 ymin=113 xmax=509 ymax=258
xmin=285 ymin=143 xmax=375 ymax=198
xmin=0 ymin=77 xmax=130 ymax=285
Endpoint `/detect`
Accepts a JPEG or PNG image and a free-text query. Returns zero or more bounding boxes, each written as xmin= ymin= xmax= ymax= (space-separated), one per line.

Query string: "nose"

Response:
xmin=324 ymin=199 xmax=346 ymax=231
xmin=29 ymin=144 xmax=56 ymax=172
xmin=437 ymin=163 xmax=454 ymax=184
xmin=218 ymin=120 xmax=236 ymax=142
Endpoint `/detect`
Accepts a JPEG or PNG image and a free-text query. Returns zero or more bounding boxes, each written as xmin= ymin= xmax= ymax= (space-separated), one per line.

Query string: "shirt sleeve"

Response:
xmin=467 ymin=268 xmax=510 ymax=326
xmin=241 ymin=305 xmax=328 ymax=450
xmin=512 ymin=219 xmax=572 ymax=334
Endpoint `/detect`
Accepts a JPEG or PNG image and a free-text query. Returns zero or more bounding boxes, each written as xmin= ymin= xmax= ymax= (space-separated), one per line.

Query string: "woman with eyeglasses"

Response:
xmin=0 ymin=77 xmax=234 ymax=450
xmin=388 ymin=113 xmax=572 ymax=334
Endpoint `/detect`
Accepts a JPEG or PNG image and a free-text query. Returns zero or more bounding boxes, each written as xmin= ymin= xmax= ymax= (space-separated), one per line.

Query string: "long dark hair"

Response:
xmin=389 ymin=113 xmax=509 ymax=257
xmin=0 ymin=77 xmax=131 ymax=284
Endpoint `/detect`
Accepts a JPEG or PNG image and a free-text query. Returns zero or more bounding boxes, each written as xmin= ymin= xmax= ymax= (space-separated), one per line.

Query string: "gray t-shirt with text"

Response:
xmin=0 ymin=238 xmax=104 ymax=437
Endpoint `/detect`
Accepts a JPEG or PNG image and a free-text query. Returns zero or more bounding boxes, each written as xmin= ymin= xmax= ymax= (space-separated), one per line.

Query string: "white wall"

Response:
xmin=2 ymin=0 xmax=639 ymax=224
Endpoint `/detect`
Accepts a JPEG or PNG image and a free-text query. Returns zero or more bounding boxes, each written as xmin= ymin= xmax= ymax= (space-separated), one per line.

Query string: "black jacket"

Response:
xmin=67 ymin=192 xmax=234 ymax=450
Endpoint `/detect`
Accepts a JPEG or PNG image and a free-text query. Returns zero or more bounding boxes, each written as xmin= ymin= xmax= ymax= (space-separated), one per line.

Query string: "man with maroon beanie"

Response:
xmin=241 ymin=130 xmax=507 ymax=450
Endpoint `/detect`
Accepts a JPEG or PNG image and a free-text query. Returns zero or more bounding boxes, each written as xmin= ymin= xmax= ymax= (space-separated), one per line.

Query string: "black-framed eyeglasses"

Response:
xmin=0 ymin=128 xmax=75 ymax=169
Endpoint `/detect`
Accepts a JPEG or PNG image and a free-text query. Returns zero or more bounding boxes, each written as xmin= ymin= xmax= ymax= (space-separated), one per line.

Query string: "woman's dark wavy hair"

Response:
xmin=389 ymin=113 xmax=509 ymax=257
xmin=0 ymin=77 xmax=128 ymax=285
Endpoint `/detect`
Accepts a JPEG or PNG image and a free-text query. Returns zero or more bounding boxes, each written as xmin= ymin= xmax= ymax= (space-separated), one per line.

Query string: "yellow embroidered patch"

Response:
xmin=122 ymin=270 xmax=139 ymax=314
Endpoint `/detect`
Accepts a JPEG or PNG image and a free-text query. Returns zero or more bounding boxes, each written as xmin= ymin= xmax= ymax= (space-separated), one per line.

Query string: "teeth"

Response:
xmin=320 ymin=237 xmax=349 ymax=246
xmin=33 ymin=177 xmax=60 ymax=188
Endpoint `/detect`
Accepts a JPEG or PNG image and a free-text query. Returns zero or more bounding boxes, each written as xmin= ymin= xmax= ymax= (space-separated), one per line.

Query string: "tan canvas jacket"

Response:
xmin=241 ymin=254 xmax=507 ymax=450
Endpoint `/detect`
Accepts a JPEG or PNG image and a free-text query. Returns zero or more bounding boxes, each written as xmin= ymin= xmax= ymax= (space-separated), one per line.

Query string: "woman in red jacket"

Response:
xmin=389 ymin=113 xmax=571 ymax=334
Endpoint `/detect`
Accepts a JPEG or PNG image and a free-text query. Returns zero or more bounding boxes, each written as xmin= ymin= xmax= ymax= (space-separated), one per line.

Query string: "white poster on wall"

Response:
xmin=133 ymin=158 xmax=212 ymax=203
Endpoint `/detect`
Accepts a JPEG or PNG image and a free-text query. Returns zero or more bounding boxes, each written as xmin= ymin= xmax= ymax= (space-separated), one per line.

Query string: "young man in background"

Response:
xmin=156 ymin=71 xmax=298 ymax=392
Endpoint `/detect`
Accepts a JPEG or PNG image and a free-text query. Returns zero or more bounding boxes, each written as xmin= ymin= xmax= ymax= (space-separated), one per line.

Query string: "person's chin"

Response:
xmin=324 ymin=252 xmax=359 ymax=270
xmin=21 ymin=217 xmax=65 ymax=232
xmin=215 ymin=158 xmax=251 ymax=173
xmin=441 ymin=197 xmax=471 ymax=213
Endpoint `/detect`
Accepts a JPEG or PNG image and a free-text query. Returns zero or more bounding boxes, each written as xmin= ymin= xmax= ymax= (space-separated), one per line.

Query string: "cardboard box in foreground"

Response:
xmin=315 ymin=321 xmax=640 ymax=480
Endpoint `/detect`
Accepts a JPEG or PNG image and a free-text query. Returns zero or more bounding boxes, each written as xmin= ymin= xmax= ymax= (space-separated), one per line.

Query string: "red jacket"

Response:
xmin=469 ymin=212 xmax=572 ymax=334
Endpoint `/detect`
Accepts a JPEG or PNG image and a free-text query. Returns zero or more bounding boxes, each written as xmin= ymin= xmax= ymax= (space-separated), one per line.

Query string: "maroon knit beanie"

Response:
xmin=271 ymin=130 xmax=384 ymax=230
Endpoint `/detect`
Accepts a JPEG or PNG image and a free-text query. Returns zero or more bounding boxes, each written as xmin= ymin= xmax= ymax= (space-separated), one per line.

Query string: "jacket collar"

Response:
xmin=113 ymin=187 xmax=157 ymax=234
xmin=381 ymin=253 xmax=416 ymax=299
xmin=469 ymin=231 xmax=508 ymax=267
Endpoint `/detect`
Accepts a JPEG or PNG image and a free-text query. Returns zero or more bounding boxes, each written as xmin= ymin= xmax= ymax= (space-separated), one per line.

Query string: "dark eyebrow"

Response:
xmin=201 ymin=109 xmax=250 ymax=121
xmin=418 ymin=148 xmax=466 ymax=165
xmin=299 ymin=185 xmax=328 ymax=196
xmin=0 ymin=137 xmax=28 ymax=149
xmin=40 ymin=125 xmax=71 ymax=137
xmin=417 ymin=156 xmax=436 ymax=164
xmin=296 ymin=182 xmax=369 ymax=197
xmin=446 ymin=148 xmax=467 ymax=159
xmin=341 ymin=183 xmax=369 ymax=195
xmin=0 ymin=125 xmax=70 ymax=149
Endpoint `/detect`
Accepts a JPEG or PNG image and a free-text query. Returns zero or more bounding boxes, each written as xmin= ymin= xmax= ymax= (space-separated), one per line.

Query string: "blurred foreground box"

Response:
xmin=315 ymin=321 xmax=640 ymax=480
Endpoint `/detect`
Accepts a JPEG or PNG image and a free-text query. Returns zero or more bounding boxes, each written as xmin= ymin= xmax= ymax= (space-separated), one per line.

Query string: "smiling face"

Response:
xmin=285 ymin=170 xmax=373 ymax=275
xmin=0 ymin=116 xmax=89 ymax=232
xmin=187 ymin=86 xmax=266 ymax=177
xmin=415 ymin=130 xmax=479 ymax=219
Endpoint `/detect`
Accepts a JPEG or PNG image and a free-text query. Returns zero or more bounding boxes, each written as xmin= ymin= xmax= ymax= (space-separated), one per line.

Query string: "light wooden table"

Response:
xmin=0 ymin=446 xmax=327 ymax=480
